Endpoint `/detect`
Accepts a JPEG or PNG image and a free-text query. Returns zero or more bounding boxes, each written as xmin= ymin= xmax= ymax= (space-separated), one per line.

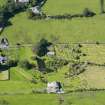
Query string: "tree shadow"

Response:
xmin=0 ymin=65 xmax=10 ymax=72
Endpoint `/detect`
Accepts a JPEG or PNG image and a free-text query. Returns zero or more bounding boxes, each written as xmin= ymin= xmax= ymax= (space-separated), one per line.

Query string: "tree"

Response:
xmin=100 ymin=0 xmax=105 ymax=13
xmin=0 ymin=6 xmax=6 ymax=23
xmin=0 ymin=10 xmax=4 ymax=23
xmin=35 ymin=0 xmax=47 ymax=7
xmin=35 ymin=56 xmax=46 ymax=72
xmin=34 ymin=38 xmax=52 ymax=57
xmin=29 ymin=0 xmax=36 ymax=6
xmin=33 ymin=38 xmax=52 ymax=72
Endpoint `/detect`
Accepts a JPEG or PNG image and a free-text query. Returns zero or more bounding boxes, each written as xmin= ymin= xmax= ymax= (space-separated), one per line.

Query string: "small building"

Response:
xmin=47 ymin=45 xmax=56 ymax=56
xmin=14 ymin=0 xmax=29 ymax=3
xmin=47 ymin=81 xmax=64 ymax=94
xmin=0 ymin=56 xmax=7 ymax=64
xmin=0 ymin=38 xmax=9 ymax=49
xmin=47 ymin=51 xmax=55 ymax=56
xmin=30 ymin=6 xmax=42 ymax=15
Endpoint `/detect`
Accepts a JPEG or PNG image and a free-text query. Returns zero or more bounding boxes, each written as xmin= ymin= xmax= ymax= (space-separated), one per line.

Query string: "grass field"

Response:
xmin=2 ymin=12 xmax=105 ymax=44
xmin=43 ymin=0 xmax=100 ymax=15
xmin=1 ymin=91 xmax=105 ymax=105
xmin=0 ymin=0 xmax=6 ymax=6
xmin=1 ymin=0 xmax=105 ymax=45
xmin=0 ymin=70 xmax=9 ymax=80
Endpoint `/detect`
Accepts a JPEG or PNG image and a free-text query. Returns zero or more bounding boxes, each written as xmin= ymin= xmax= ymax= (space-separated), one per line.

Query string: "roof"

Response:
xmin=30 ymin=6 xmax=41 ymax=14
xmin=14 ymin=0 xmax=29 ymax=3
xmin=47 ymin=51 xmax=55 ymax=56
xmin=0 ymin=56 xmax=7 ymax=63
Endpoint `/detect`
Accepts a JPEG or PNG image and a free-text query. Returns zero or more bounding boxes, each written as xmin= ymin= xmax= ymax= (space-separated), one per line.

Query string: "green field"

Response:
xmin=1 ymin=92 xmax=105 ymax=105
xmin=1 ymin=0 xmax=105 ymax=44
xmin=0 ymin=0 xmax=105 ymax=105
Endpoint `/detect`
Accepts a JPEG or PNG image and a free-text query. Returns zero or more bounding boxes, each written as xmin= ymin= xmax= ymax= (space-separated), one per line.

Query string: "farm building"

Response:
xmin=0 ymin=38 xmax=9 ymax=49
xmin=47 ymin=51 xmax=55 ymax=56
xmin=14 ymin=0 xmax=29 ymax=3
xmin=47 ymin=45 xmax=56 ymax=56
xmin=47 ymin=81 xmax=64 ymax=93
xmin=30 ymin=6 xmax=42 ymax=15
xmin=0 ymin=56 xmax=7 ymax=64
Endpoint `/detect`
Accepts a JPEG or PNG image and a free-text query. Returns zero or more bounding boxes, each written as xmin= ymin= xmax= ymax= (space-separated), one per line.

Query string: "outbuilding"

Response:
xmin=0 ymin=56 xmax=7 ymax=64
xmin=30 ymin=6 xmax=42 ymax=15
xmin=14 ymin=0 xmax=29 ymax=3
xmin=47 ymin=51 xmax=55 ymax=56
xmin=0 ymin=38 xmax=9 ymax=49
xmin=47 ymin=81 xmax=64 ymax=94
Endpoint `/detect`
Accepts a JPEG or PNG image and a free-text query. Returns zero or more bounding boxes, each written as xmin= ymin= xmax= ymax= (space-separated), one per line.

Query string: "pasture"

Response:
xmin=1 ymin=91 xmax=105 ymax=105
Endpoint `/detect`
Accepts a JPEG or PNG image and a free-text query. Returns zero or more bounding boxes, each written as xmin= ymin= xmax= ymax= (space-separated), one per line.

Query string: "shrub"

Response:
xmin=19 ymin=60 xmax=34 ymax=70
xmin=96 ymin=41 xmax=100 ymax=45
xmin=83 ymin=8 xmax=96 ymax=17
xmin=46 ymin=57 xmax=69 ymax=72
xmin=27 ymin=9 xmax=34 ymax=19
xmin=31 ymin=78 xmax=37 ymax=84
xmin=78 ymin=44 xmax=83 ymax=48
xmin=40 ymin=78 xmax=48 ymax=83
xmin=68 ymin=62 xmax=87 ymax=77
xmin=32 ymin=88 xmax=47 ymax=94
xmin=0 ymin=100 xmax=9 ymax=105
xmin=8 ymin=59 xmax=18 ymax=67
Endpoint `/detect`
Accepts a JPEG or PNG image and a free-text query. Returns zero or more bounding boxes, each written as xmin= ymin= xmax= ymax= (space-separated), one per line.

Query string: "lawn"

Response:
xmin=2 ymin=12 xmax=105 ymax=45
xmin=1 ymin=0 xmax=105 ymax=45
xmin=0 ymin=70 xmax=9 ymax=80
xmin=0 ymin=91 xmax=105 ymax=105
xmin=43 ymin=0 xmax=100 ymax=15
xmin=0 ymin=94 xmax=58 ymax=105
xmin=0 ymin=0 xmax=6 ymax=6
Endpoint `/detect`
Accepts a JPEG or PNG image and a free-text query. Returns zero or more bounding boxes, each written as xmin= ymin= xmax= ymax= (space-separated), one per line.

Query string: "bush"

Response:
xmin=68 ymin=62 xmax=87 ymax=77
xmin=19 ymin=60 xmax=35 ymax=70
xmin=96 ymin=41 xmax=100 ymax=45
xmin=0 ymin=100 xmax=9 ymax=105
xmin=83 ymin=8 xmax=96 ymax=17
xmin=8 ymin=59 xmax=18 ymax=67
xmin=32 ymin=88 xmax=47 ymax=94
xmin=31 ymin=78 xmax=37 ymax=84
xmin=46 ymin=57 xmax=69 ymax=72
xmin=27 ymin=9 xmax=34 ymax=19
xmin=40 ymin=76 xmax=48 ymax=83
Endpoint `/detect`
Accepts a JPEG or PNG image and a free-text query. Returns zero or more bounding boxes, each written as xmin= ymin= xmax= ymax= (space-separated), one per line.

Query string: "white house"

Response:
xmin=0 ymin=38 xmax=9 ymax=49
xmin=47 ymin=81 xmax=64 ymax=94
xmin=14 ymin=0 xmax=29 ymax=3
xmin=47 ymin=51 xmax=55 ymax=56
xmin=30 ymin=6 xmax=42 ymax=15
xmin=0 ymin=56 xmax=7 ymax=64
